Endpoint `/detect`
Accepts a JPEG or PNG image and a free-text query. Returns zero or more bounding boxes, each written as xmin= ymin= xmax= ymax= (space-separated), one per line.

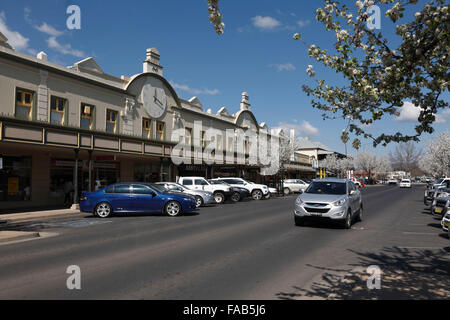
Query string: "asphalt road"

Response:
xmin=0 ymin=184 xmax=449 ymax=299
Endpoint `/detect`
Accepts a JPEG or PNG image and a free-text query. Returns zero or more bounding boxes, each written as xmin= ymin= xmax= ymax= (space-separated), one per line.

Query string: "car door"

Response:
xmin=103 ymin=184 xmax=132 ymax=212
xmin=130 ymin=184 xmax=160 ymax=212
xmin=194 ymin=179 xmax=208 ymax=191
xmin=181 ymin=178 xmax=194 ymax=190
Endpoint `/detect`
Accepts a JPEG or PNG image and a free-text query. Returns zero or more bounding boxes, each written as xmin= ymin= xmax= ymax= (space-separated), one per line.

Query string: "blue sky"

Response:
xmin=0 ymin=0 xmax=448 ymax=157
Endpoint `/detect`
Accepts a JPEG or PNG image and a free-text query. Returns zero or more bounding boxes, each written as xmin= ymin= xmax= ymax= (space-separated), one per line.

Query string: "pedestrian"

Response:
xmin=64 ymin=180 xmax=74 ymax=205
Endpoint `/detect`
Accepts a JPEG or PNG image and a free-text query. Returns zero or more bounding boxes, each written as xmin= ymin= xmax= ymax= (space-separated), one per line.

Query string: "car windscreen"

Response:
xmin=305 ymin=181 xmax=346 ymax=195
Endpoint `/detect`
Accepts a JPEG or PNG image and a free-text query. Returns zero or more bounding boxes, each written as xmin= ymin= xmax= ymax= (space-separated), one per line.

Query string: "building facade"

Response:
xmin=0 ymin=33 xmax=313 ymax=210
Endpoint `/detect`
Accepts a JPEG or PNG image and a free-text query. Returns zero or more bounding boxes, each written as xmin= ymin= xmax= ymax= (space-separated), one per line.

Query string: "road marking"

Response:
xmin=402 ymin=232 xmax=436 ymax=235
xmin=397 ymin=246 xmax=445 ymax=250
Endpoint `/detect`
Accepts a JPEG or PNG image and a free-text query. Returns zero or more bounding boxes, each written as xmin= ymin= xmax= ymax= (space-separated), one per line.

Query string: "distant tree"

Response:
xmin=418 ymin=131 xmax=450 ymax=177
xmin=388 ymin=141 xmax=422 ymax=173
xmin=320 ymin=154 xmax=354 ymax=178
xmin=356 ymin=152 xmax=391 ymax=183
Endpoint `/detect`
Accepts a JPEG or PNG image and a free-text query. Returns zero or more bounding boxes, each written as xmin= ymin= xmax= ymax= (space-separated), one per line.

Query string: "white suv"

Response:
xmin=212 ymin=177 xmax=269 ymax=200
xmin=283 ymin=179 xmax=310 ymax=194
xmin=177 ymin=177 xmax=232 ymax=204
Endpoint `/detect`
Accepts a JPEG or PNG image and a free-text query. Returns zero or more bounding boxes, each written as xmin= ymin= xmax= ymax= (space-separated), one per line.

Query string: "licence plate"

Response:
xmin=435 ymin=208 xmax=442 ymax=214
xmin=445 ymin=221 xmax=450 ymax=228
xmin=310 ymin=212 xmax=322 ymax=216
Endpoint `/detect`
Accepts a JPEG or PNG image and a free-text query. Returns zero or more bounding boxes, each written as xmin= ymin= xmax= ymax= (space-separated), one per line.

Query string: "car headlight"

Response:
xmin=332 ymin=198 xmax=346 ymax=206
xmin=295 ymin=197 xmax=303 ymax=205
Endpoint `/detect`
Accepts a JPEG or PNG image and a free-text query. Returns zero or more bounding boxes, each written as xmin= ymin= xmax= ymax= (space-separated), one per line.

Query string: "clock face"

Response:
xmin=141 ymin=77 xmax=167 ymax=118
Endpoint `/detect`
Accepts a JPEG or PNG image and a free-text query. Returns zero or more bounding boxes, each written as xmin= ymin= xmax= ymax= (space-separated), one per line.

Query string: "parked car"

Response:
xmin=212 ymin=177 xmax=270 ymax=200
xmin=293 ymin=178 xmax=363 ymax=229
xmin=155 ymin=182 xmax=215 ymax=207
xmin=399 ymin=179 xmax=412 ymax=188
xmin=424 ymin=181 xmax=450 ymax=205
xmin=208 ymin=179 xmax=251 ymax=202
xmin=387 ymin=179 xmax=398 ymax=185
xmin=80 ymin=183 xmax=197 ymax=218
xmin=432 ymin=195 xmax=450 ymax=218
xmin=282 ymin=179 xmax=310 ymax=194
xmin=177 ymin=176 xmax=232 ymax=204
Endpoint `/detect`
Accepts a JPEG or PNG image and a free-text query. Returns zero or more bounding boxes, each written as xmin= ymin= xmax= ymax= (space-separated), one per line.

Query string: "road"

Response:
xmin=0 ymin=184 xmax=449 ymax=299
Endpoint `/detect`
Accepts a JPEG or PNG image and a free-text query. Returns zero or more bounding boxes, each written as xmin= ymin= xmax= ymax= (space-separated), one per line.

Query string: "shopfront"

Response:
xmin=0 ymin=155 xmax=32 ymax=203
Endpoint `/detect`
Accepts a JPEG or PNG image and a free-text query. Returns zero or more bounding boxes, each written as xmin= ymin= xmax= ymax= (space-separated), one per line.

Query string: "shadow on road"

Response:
xmin=276 ymin=246 xmax=450 ymax=300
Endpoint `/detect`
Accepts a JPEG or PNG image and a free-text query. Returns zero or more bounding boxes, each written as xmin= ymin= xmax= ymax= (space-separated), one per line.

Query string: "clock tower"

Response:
xmin=143 ymin=48 xmax=163 ymax=76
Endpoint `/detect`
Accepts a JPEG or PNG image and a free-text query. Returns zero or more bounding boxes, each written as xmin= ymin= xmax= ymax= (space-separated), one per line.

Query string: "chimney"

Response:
xmin=143 ymin=48 xmax=163 ymax=76
xmin=37 ymin=51 xmax=48 ymax=61
xmin=240 ymin=92 xmax=250 ymax=111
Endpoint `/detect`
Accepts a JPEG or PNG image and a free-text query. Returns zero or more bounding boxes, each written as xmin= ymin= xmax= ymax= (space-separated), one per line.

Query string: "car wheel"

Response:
xmin=356 ymin=204 xmax=363 ymax=222
xmin=194 ymin=196 xmax=203 ymax=208
xmin=252 ymin=189 xmax=263 ymax=200
xmin=214 ymin=192 xmax=225 ymax=204
xmin=231 ymin=192 xmax=241 ymax=202
xmin=95 ymin=202 xmax=112 ymax=218
xmin=284 ymin=188 xmax=291 ymax=195
xmin=165 ymin=201 xmax=182 ymax=217
xmin=342 ymin=210 xmax=352 ymax=229
xmin=294 ymin=216 xmax=305 ymax=226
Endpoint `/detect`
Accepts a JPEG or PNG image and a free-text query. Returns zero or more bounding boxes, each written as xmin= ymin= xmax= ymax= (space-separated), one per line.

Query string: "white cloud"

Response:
xmin=169 ymin=81 xmax=220 ymax=96
xmin=395 ymin=101 xmax=420 ymax=122
xmin=46 ymin=36 xmax=84 ymax=58
xmin=35 ymin=22 xmax=64 ymax=37
xmin=274 ymin=120 xmax=320 ymax=137
xmin=269 ymin=63 xmax=296 ymax=72
xmin=396 ymin=101 xmax=450 ymax=124
xmin=251 ymin=16 xmax=281 ymax=30
xmin=0 ymin=11 xmax=29 ymax=50
xmin=297 ymin=20 xmax=311 ymax=27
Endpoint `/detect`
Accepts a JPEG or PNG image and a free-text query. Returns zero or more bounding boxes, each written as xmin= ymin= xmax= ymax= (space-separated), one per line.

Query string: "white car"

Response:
xmin=177 ymin=177 xmax=232 ymax=204
xmin=399 ymin=179 xmax=412 ymax=188
xmin=282 ymin=179 xmax=310 ymax=194
xmin=212 ymin=177 xmax=270 ymax=200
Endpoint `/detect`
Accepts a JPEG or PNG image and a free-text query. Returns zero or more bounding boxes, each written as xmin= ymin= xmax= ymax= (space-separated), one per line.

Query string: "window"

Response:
xmin=132 ymin=184 xmax=154 ymax=195
xmin=201 ymin=131 xmax=206 ymax=148
xmin=81 ymin=104 xmax=94 ymax=129
xmin=50 ymin=96 xmax=66 ymax=125
xmin=142 ymin=118 xmax=151 ymax=139
xmin=15 ymin=89 xmax=33 ymax=120
xmin=185 ymin=128 xmax=192 ymax=145
xmin=114 ymin=184 xmax=131 ymax=194
xmin=0 ymin=156 xmax=32 ymax=202
xmin=217 ymin=135 xmax=222 ymax=150
xmin=228 ymin=137 xmax=234 ymax=152
xmin=195 ymin=179 xmax=209 ymax=186
xmin=156 ymin=121 xmax=164 ymax=141
xmin=182 ymin=179 xmax=193 ymax=186
xmin=106 ymin=109 xmax=118 ymax=133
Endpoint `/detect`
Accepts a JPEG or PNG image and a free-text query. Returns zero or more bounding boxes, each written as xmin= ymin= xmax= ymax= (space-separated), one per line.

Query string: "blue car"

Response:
xmin=80 ymin=183 xmax=197 ymax=218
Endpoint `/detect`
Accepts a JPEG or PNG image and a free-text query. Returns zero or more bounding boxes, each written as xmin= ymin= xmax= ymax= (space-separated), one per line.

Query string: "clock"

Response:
xmin=141 ymin=77 xmax=167 ymax=118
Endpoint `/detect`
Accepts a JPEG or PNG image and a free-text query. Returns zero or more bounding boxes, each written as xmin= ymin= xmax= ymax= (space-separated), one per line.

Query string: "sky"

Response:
xmin=0 ymin=0 xmax=448 ymax=158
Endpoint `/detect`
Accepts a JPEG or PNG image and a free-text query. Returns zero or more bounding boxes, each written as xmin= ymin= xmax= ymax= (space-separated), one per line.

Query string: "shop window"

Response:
xmin=50 ymin=96 xmax=66 ymax=125
xmin=0 ymin=156 xmax=32 ymax=202
xmin=81 ymin=104 xmax=94 ymax=129
xmin=156 ymin=121 xmax=165 ymax=141
xmin=106 ymin=109 xmax=118 ymax=133
xmin=142 ymin=118 xmax=151 ymax=139
xmin=134 ymin=163 xmax=161 ymax=183
xmin=15 ymin=89 xmax=33 ymax=120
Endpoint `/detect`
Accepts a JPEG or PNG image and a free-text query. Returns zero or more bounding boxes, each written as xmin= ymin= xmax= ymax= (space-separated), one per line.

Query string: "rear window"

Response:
xmin=305 ymin=182 xmax=346 ymax=195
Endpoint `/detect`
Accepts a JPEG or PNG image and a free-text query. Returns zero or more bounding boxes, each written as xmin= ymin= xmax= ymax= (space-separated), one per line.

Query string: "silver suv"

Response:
xmin=294 ymin=178 xmax=363 ymax=229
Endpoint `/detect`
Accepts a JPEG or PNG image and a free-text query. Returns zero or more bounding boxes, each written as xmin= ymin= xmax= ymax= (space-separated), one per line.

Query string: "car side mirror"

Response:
xmin=350 ymin=190 xmax=356 ymax=195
